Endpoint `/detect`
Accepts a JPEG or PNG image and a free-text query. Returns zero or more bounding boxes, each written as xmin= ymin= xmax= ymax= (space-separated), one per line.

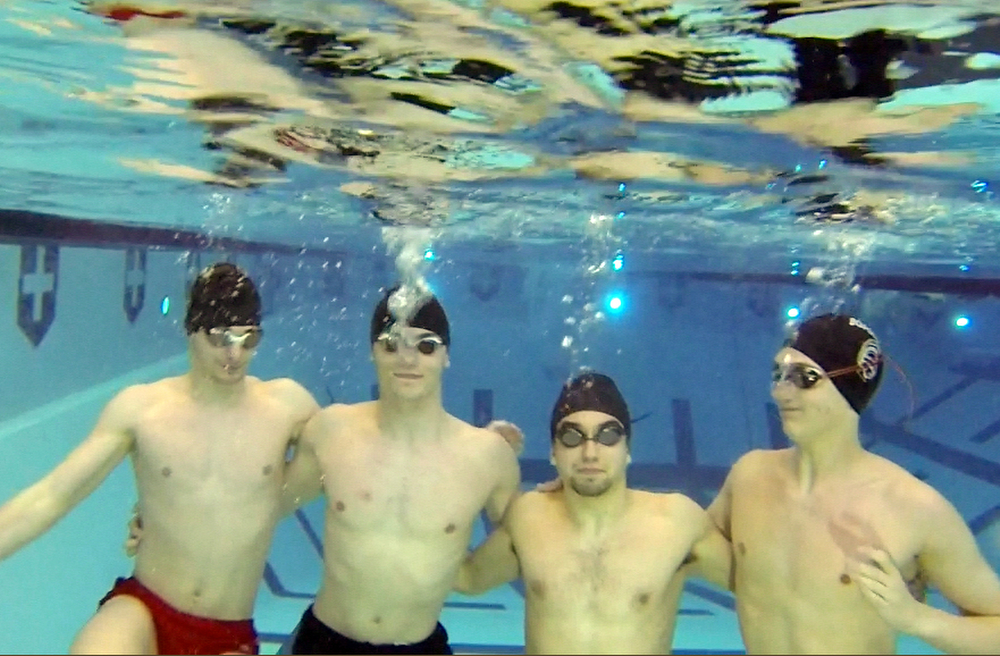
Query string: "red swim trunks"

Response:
xmin=99 ymin=577 xmax=258 ymax=655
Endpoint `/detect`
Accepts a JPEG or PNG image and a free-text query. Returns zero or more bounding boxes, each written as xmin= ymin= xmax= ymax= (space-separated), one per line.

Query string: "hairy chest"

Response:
xmin=516 ymin=523 xmax=687 ymax=616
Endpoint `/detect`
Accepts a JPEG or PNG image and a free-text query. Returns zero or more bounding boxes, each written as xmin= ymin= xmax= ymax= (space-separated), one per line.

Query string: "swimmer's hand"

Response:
xmin=486 ymin=420 xmax=524 ymax=456
xmin=124 ymin=504 xmax=143 ymax=558
xmin=535 ymin=478 xmax=563 ymax=493
xmin=850 ymin=546 xmax=926 ymax=634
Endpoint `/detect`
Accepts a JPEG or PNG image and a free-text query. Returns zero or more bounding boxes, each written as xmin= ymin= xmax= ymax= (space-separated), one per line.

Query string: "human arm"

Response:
xmin=700 ymin=465 xmax=736 ymax=591
xmin=455 ymin=520 xmax=520 ymax=595
xmin=687 ymin=508 xmax=734 ymax=591
xmin=483 ymin=426 xmax=521 ymax=525
xmin=485 ymin=420 xmax=524 ymax=456
xmin=852 ymin=491 xmax=1000 ymax=653
xmin=0 ymin=388 xmax=136 ymax=561
xmin=280 ymin=407 xmax=326 ymax=516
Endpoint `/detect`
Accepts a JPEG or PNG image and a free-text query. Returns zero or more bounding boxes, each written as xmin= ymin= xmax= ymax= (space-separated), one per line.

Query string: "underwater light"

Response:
xmin=160 ymin=296 xmax=170 ymax=315
xmin=786 ymin=306 xmax=801 ymax=319
xmin=608 ymin=295 xmax=623 ymax=312
xmin=423 ymin=249 xmax=436 ymax=261
xmin=612 ymin=252 xmax=624 ymax=271
xmin=955 ymin=316 xmax=970 ymax=328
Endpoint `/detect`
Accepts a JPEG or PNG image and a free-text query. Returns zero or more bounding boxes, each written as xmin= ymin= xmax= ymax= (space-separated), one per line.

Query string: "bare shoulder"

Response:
xmin=311 ymin=400 xmax=370 ymax=430
xmin=868 ymin=453 xmax=951 ymax=515
xmin=459 ymin=418 xmax=514 ymax=456
xmin=256 ymin=377 xmax=319 ymax=416
xmin=635 ymin=490 xmax=706 ymax=524
xmin=113 ymin=376 xmax=178 ymax=409
xmin=507 ymin=489 xmax=552 ymax=526
xmin=728 ymin=448 xmax=790 ymax=481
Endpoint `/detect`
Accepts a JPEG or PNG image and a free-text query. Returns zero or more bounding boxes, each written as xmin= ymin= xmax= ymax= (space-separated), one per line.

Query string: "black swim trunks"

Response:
xmin=289 ymin=605 xmax=452 ymax=655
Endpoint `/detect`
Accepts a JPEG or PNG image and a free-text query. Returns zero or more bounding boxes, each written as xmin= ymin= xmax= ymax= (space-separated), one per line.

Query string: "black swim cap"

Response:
xmin=369 ymin=285 xmax=450 ymax=347
xmin=787 ymin=314 xmax=884 ymax=414
xmin=184 ymin=262 xmax=261 ymax=334
xmin=550 ymin=372 xmax=631 ymax=442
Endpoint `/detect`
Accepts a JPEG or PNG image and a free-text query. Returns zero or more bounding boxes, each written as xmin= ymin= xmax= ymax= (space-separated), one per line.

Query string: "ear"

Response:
xmin=549 ymin=450 xmax=556 ymax=467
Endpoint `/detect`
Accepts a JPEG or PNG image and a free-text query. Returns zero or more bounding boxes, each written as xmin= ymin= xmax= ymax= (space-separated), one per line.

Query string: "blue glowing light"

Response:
xmin=960 ymin=264 xmax=971 ymax=272
xmin=423 ymin=249 xmax=436 ymax=261
xmin=972 ymin=180 xmax=989 ymax=193
xmin=616 ymin=211 xmax=626 ymax=219
xmin=794 ymin=164 xmax=802 ymax=173
xmin=786 ymin=307 xmax=801 ymax=319
xmin=608 ymin=296 xmax=623 ymax=311
xmin=818 ymin=159 xmax=828 ymax=169
xmin=612 ymin=252 xmax=624 ymax=271
xmin=160 ymin=297 xmax=170 ymax=315
xmin=618 ymin=182 xmax=626 ymax=193
xmin=955 ymin=316 xmax=970 ymax=328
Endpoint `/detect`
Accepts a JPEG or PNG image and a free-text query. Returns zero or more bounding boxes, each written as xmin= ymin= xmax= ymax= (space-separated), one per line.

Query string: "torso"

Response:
xmin=129 ymin=376 xmax=311 ymax=619
xmin=512 ymin=490 xmax=703 ymax=655
xmin=310 ymin=401 xmax=511 ymax=644
xmin=728 ymin=449 xmax=928 ymax=654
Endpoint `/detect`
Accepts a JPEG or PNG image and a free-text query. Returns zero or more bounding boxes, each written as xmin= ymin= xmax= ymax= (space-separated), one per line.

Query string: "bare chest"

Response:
xmin=518 ymin=526 xmax=687 ymax=617
xmin=319 ymin=440 xmax=493 ymax=537
xmin=731 ymin=485 xmax=921 ymax=593
xmin=132 ymin=405 xmax=291 ymax=496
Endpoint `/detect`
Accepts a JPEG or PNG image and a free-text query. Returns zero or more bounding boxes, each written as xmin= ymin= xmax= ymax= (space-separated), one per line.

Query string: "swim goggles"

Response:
xmin=206 ymin=327 xmax=263 ymax=350
xmin=554 ymin=421 xmax=627 ymax=448
xmin=771 ymin=362 xmax=861 ymax=389
xmin=376 ymin=332 xmax=445 ymax=355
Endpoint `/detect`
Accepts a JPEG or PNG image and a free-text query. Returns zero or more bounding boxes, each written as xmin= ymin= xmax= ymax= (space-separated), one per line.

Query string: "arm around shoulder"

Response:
xmin=484 ymin=427 xmax=521 ymax=526
xmin=686 ymin=499 xmax=734 ymax=591
xmin=0 ymin=385 xmax=138 ymax=561
xmin=456 ymin=493 xmax=526 ymax=595
xmin=280 ymin=402 xmax=331 ymax=515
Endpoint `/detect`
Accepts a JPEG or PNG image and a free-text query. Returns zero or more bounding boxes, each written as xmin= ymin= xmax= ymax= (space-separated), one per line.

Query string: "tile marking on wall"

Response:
xmin=123 ymin=247 xmax=147 ymax=323
xmin=17 ymin=243 xmax=59 ymax=347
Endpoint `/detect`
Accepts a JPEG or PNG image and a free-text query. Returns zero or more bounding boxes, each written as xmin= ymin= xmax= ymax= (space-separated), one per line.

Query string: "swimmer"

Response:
xmin=708 ymin=314 xmax=1000 ymax=653
xmin=0 ymin=262 xmax=320 ymax=655
xmin=454 ymin=372 xmax=732 ymax=654
xmin=280 ymin=286 xmax=521 ymax=654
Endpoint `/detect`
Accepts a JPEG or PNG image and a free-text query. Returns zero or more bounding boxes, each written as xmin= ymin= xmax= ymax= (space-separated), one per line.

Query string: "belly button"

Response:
xmin=840 ymin=573 xmax=851 ymax=585
xmin=445 ymin=523 xmax=456 ymax=534
xmin=335 ymin=501 xmax=345 ymax=512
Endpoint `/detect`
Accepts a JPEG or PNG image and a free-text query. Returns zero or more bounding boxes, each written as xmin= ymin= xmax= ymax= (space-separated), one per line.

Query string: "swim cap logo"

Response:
xmin=857 ymin=338 xmax=881 ymax=381
xmin=849 ymin=317 xmax=875 ymax=339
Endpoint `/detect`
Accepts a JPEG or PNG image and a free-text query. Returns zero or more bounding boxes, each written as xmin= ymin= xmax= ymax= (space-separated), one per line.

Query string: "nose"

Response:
xmin=771 ymin=380 xmax=793 ymax=401
xmin=580 ymin=438 xmax=599 ymax=461
xmin=397 ymin=345 xmax=419 ymax=364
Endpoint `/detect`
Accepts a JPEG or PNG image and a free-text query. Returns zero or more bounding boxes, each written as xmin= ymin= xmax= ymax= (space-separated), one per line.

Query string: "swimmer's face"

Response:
xmin=372 ymin=325 xmax=449 ymax=399
xmin=551 ymin=410 xmax=629 ymax=497
xmin=189 ymin=325 xmax=260 ymax=383
xmin=771 ymin=347 xmax=854 ymax=442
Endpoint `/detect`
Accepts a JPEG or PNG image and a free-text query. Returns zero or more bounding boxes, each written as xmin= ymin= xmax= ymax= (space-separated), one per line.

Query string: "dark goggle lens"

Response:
xmin=207 ymin=328 xmax=262 ymax=349
xmin=416 ymin=338 xmax=440 ymax=355
xmin=378 ymin=335 xmax=442 ymax=355
xmin=772 ymin=364 xmax=823 ymax=389
xmin=556 ymin=425 xmax=626 ymax=448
